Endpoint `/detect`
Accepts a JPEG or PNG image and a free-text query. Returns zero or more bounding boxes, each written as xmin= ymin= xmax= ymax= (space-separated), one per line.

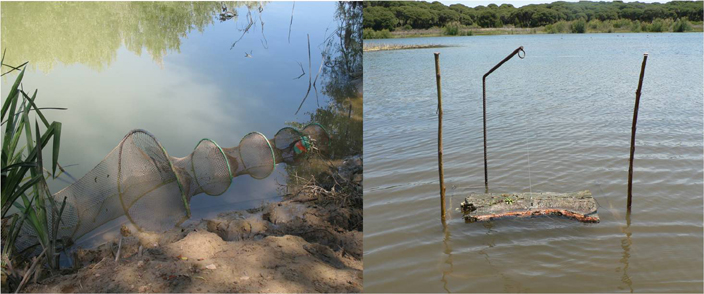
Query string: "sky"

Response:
xmin=438 ymin=0 xmax=670 ymax=8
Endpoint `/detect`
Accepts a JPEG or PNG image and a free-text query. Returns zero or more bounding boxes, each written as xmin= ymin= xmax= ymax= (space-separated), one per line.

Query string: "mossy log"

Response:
xmin=461 ymin=190 xmax=599 ymax=223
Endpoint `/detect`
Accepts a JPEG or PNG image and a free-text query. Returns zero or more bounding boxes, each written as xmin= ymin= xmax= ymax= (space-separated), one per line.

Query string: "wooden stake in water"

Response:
xmin=628 ymin=53 xmax=648 ymax=210
xmin=435 ymin=52 xmax=446 ymax=222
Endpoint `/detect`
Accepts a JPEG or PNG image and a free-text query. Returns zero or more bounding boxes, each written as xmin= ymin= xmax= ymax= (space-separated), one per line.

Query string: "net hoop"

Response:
xmin=238 ymin=131 xmax=276 ymax=179
xmin=191 ymin=138 xmax=232 ymax=196
xmin=117 ymin=129 xmax=190 ymax=232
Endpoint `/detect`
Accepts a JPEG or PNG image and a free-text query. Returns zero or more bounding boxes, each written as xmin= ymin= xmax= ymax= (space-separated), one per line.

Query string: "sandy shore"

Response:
xmin=23 ymin=156 xmax=363 ymax=293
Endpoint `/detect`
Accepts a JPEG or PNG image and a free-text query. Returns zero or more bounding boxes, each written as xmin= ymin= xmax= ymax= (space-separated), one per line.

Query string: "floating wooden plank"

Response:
xmin=461 ymin=190 xmax=599 ymax=223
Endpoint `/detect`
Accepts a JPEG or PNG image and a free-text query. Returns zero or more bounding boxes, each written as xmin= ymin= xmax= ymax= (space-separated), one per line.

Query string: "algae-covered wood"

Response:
xmin=461 ymin=190 xmax=599 ymax=223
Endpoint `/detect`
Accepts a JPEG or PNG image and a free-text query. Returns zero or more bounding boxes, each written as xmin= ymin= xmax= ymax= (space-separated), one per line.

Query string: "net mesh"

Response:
xmin=14 ymin=123 xmax=329 ymax=254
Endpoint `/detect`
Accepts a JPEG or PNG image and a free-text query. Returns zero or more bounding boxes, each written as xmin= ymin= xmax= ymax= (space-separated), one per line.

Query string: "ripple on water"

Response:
xmin=364 ymin=33 xmax=703 ymax=293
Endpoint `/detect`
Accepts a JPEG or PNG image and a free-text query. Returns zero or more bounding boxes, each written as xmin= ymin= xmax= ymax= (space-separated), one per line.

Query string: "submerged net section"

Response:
xmin=15 ymin=123 xmax=329 ymax=253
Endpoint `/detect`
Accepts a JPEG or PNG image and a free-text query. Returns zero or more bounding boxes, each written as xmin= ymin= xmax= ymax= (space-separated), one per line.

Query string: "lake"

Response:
xmin=363 ymin=33 xmax=703 ymax=292
xmin=1 ymin=1 xmax=361 ymax=250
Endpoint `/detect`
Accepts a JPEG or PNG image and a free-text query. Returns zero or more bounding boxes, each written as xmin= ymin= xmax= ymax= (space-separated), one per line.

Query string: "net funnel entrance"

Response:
xmin=118 ymin=130 xmax=189 ymax=232
xmin=302 ymin=123 xmax=330 ymax=155
xmin=15 ymin=124 xmax=330 ymax=254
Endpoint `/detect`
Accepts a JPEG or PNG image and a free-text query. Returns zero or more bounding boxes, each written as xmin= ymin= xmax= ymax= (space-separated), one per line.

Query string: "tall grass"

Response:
xmin=1 ymin=52 xmax=68 ymax=292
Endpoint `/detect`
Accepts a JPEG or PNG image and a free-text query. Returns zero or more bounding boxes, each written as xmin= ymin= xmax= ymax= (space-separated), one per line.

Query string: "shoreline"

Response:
xmin=365 ymin=25 xmax=704 ymax=40
xmin=363 ymin=44 xmax=451 ymax=52
xmin=22 ymin=155 xmax=363 ymax=293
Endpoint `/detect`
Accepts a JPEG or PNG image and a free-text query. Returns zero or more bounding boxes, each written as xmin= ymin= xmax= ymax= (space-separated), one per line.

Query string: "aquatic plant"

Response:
xmin=1 ymin=55 xmax=68 ymax=291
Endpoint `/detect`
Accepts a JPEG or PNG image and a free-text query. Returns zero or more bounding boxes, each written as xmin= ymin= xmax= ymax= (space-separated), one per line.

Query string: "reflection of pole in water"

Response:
xmin=618 ymin=210 xmax=634 ymax=292
xmin=440 ymin=222 xmax=453 ymax=293
xmin=478 ymin=222 xmax=525 ymax=292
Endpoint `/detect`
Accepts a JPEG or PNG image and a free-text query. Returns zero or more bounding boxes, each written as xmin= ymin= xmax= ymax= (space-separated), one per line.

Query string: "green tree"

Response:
xmin=363 ymin=0 xmax=703 ymax=31
xmin=0 ymin=1 xmax=257 ymax=72
xmin=437 ymin=9 xmax=460 ymax=25
xmin=478 ymin=10 xmax=499 ymax=27
xmin=363 ymin=6 xmax=398 ymax=31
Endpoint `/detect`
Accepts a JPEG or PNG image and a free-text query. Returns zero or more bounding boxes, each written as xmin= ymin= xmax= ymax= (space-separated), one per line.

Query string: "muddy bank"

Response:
xmin=23 ymin=155 xmax=363 ymax=293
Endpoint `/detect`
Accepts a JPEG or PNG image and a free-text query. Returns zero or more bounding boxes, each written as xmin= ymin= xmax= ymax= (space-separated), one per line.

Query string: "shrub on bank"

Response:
xmin=571 ymin=19 xmax=586 ymax=33
xmin=443 ymin=22 xmax=460 ymax=36
xmin=631 ymin=20 xmax=642 ymax=32
xmin=646 ymin=18 xmax=666 ymax=32
xmin=363 ymin=28 xmax=392 ymax=39
xmin=673 ymin=17 xmax=693 ymax=32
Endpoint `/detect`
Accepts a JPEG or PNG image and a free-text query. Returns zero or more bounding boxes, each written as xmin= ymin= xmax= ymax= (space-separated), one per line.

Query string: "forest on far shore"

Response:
xmin=363 ymin=1 xmax=703 ymax=38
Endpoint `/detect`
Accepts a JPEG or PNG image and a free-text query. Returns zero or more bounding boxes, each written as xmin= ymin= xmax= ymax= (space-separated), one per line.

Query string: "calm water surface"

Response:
xmin=364 ymin=33 xmax=703 ymax=292
xmin=1 ymin=1 xmax=347 ymax=248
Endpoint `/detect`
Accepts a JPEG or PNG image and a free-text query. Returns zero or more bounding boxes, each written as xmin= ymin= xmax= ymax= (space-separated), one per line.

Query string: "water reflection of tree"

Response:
xmin=320 ymin=1 xmax=362 ymax=107
xmin=306 ymin=1 xmax=362 ymax=158
xmin=0 ymin=2 xmax=258 ymax=72
xmin=285 ymin=1 xmax=362 ymax=188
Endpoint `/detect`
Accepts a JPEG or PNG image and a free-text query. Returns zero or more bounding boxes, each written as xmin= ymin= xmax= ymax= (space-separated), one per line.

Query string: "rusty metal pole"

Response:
xmin=628 ymin=53 xmax=648 ymax=211
xmin=482 ymin=46 xmax=525 ymax=188
xmin=435 ymin=52 xmax=446 ymax=222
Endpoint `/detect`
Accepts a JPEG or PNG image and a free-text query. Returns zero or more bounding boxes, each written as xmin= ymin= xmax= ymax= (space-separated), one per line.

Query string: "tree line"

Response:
xmin=363 ymin=1 xmax=703 ymax=31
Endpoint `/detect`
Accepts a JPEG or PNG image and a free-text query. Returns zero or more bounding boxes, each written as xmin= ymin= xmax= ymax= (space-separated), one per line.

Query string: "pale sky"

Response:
xmin=438 ymin=0 xmax=672 ymax=8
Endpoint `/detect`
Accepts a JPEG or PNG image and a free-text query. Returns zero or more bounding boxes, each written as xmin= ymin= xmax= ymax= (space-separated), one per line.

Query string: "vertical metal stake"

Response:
xmin=628 ymin=53 xmax=648 ymax=210
xmin=481 ymin=46 xmax=525 ymax=189
xmin=482 ymin=78 xmax=488 ymax=188
xmin=435 ymin=52 xmax=446 ymax=222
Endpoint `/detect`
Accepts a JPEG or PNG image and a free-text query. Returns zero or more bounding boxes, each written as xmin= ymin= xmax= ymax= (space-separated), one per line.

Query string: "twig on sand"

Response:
xmin=115 ymin=237 xmax=123 ymax=262
xmin=15 ymin=247 xmax=48 ymax=294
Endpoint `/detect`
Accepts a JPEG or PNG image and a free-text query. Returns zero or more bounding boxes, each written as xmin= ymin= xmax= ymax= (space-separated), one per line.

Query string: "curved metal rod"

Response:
xmin=481 ymin=46 xmax=525 ymax=188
